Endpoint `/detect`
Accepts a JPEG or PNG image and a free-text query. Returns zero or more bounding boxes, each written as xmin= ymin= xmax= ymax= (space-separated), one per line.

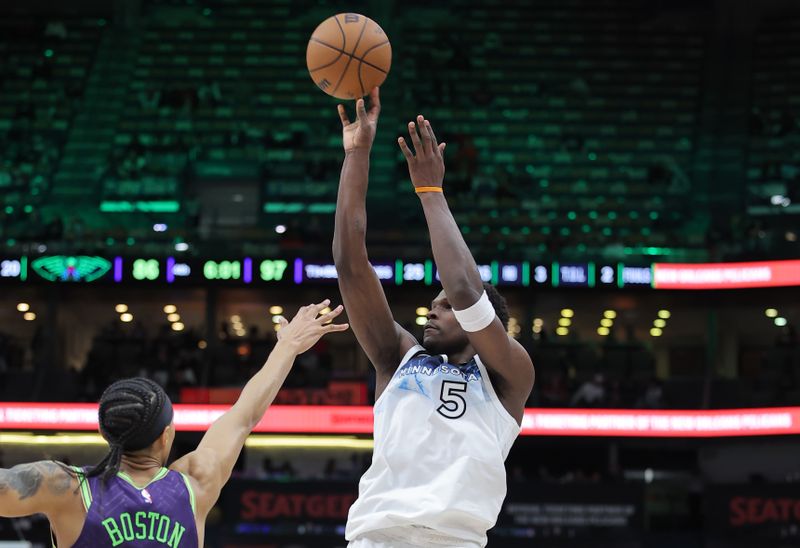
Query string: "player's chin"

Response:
xmin=422 ymin=330 xmax=441 ymax=351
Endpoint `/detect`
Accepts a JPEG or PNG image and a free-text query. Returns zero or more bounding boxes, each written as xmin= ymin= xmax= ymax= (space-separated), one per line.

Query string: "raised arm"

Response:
xmin=398 ymin=116 xmax=534 ymax=417
xmin=169 ymin=300 xmax=348 ymax=515
xmin=332 ymin=87 xmax=417 ymax=373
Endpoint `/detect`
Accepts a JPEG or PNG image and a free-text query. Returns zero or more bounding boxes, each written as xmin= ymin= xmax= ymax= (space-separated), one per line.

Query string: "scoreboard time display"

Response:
xmin=1 ymin=256 xmax=798 ymax=289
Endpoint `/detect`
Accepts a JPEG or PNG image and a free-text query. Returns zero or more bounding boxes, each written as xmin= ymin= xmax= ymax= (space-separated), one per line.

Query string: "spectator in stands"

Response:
xmin=570 ymin=373 xmax=606 ymax=407
xmin=539 ymin=371 xmax=570 ymax=406
xmin=637 ymin=377 xmax=664 ymax=409
xmin=198 ymin=79 xmax=223 ymax=107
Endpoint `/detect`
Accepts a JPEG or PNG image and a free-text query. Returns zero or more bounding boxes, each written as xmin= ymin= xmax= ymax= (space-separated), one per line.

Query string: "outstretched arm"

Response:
xmin=0 ymin=461 xmax=77 ymax=518
xmin=170 ymin=300 xmax=348 ymax=515
xmin=332 ymin=87 xmax=417 ymax=373
xmin=398 ymin=116 xmax=534 ymax=414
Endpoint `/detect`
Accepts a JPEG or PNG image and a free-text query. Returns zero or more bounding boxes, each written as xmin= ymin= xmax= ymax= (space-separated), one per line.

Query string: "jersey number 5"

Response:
xmin=437 ymin=381 xmax=467 ymax=419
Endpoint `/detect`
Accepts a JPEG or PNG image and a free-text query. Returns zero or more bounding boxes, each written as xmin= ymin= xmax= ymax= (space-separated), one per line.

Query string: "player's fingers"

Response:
xmin=369 ymin=87 xmax=381 ymax=118
xmin=277 ymin=316 xmax=288 ymax=330
xmin=439 ymin=142 xmax=447 ymax=155
xmin=356 ymin=98 xmax=368 ymax=123
xmin=337 ymin=104 xmax=350 ymax=127
xmin=324 ymin=322 xmax=350 ymax=333
xmin=417 ymin=115 xmax=432 ymax=154
xmin=425 ymin=119 xmax=439 ymax=148
xmin=408 ymin=121 xmax=424 ymax=156
xmin=318 ymin=304 xmax=344 ymax=323
xmin=398 ymin=137 xmax=414 ymax=160
xmin=309 ymin=298 xmax=332 ymax=317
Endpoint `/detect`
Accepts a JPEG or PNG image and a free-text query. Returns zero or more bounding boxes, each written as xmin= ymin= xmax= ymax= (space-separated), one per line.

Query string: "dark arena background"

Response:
xmin=1 ymin=0 xmax=800 ymax=546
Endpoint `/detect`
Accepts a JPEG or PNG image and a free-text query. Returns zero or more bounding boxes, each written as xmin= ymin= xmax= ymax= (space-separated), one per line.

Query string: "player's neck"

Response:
xmin=447 ymin=346 xmax=476 ymax=366
xmin=119 ymin=454 xmax=165 ymax=480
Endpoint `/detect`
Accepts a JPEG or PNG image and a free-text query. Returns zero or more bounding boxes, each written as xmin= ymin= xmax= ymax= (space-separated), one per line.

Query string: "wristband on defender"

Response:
xmin=453 ymin=290 xmax=496 ymax=332
xmin=414 ymin=186 xmax=443 ymax=194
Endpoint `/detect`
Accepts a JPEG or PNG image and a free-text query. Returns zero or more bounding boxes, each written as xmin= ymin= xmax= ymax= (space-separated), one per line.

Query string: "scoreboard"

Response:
xmin=0 ymin=256 xmax=798 ymax=289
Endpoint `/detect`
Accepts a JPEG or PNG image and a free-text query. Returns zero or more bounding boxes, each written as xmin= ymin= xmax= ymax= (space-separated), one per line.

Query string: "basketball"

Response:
xmin=306 ymin=13 xmax=392 ymax=100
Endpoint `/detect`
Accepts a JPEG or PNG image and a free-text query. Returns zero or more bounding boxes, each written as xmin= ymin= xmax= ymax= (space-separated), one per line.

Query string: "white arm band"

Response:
xmin=453 ymin=290 xmax=496 ymax=332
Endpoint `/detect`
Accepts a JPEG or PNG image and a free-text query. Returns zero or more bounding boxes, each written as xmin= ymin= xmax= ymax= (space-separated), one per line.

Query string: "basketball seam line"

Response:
xmin=334 ymin=16 xmax=347 ymax=54
xmin=357 ymin=38 xmax=391 ymax=94
xmin=309 ymin=38 xmax=389 ymax=75
xmin=332 ymin=17 xmax=369 ymax=96
xmin=307 ymin=43 xmax=345 ymax=74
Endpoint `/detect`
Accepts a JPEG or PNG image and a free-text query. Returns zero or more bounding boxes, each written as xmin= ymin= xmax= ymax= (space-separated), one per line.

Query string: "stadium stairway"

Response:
xmin=52 ymin=27 xmax=141 ymax=203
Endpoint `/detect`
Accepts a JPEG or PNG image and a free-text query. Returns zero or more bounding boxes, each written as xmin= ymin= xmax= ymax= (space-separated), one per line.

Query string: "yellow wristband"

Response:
xmin=415 ymin=186 xmax=443 ymax=194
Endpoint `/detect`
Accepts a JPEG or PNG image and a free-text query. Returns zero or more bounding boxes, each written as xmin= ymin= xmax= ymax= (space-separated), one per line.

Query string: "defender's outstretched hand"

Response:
xmin=398 ymin=115 xmax=447 ymax=191
xmin=276 ymin=299 xmax=349 ymax=355
xmin=338 ymin=87 xmax=381 ymax=153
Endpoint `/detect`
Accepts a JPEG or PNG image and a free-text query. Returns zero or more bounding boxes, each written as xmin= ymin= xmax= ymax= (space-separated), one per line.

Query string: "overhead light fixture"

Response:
xmin=765 ymin=308 xmax=778 ymax=318
xmin=115 ymin=304 xmax=128 ymax=313
xmin=654 ymin=319 xmax=666 ymax=328
xmin=23 ymin=312 xmax=36 ymax=321
xmin=556 ymin=327 xmax=569 ymax=336
xmin=558 ymin=318 xmax=571 ymax=327
xmin=600 ymin=318 xmax=613 ymax=328
xmin=415 ymin=316 xmax=427 ymax=326
xmin=657 ymin=310 xmax=671 ymax=319
xmin=416 ymin=307 xmax=429 ymax=316
xmin=167 ymin=313 xmax=181 ymax=323
xmin=16 ymin=303 xmax=30 ymax=312
xmin=603 ymin=310 xmax=617 ymax=319
xmin=164 ymin=305 xmax=177 ymax=314
xmin=172 ymin=322 xmax=185 ymax=331
xmin=650 ymin=327 xmax=663 ymax=337
xmin=120 ymin=313 xmax=133 ymax=323
xmin=198 ymin=340 xmax=207 ymax=349
xmin=269 ymin=305 xmax=283 ymax=315
xmin=561 ymin=309 xmax=574 ymax=318
xmin=597 ymin=327 xmax=610 ymax=336
xmin=775 ymin=317 xmax=788 ymax=327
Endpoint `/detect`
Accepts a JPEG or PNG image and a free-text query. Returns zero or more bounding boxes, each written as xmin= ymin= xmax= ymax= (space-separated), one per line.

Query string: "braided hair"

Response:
xmin=88 ymin=378 xmax=173 ymax=483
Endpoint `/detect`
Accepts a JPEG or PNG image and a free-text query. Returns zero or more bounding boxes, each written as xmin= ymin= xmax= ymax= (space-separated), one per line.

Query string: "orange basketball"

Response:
xmin=306 ymin=13 xmax=391 ymax=100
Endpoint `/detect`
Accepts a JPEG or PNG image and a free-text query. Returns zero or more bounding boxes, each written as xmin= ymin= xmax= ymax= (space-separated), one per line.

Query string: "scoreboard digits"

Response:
xmin=132 ymin=259 xmax=160 ymax=281
xmin=260 ymin=260 xmax=288 ymax=281
xmin=203 ymin=260 xmax=241 ymax=281
xmin=0 ymin=259 xmax=21 ymax=278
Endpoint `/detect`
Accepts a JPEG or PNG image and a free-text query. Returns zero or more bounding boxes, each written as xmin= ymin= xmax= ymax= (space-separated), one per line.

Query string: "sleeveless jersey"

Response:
xmin=68 ymin=467 xmax=198 ymax=548
xmin=346 ymin=345 xmax=521 ymax=547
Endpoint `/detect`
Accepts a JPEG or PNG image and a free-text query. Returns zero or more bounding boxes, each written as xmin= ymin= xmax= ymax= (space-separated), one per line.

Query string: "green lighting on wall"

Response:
xmin=623 ymin=247 xmax=674 ymax=256
xmin=101 ymin=201 xmax=180 ymax=212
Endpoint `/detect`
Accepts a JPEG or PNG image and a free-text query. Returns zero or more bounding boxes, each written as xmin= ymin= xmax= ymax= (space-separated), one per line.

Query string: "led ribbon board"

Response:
xmin=1 ymin=404 xmax=798 ymax=438
xmin=653 ymin=260 xmax=800 ymax=289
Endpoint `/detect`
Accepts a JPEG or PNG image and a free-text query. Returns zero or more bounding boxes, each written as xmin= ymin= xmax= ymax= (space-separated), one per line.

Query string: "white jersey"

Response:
xmin=346 ymin=345 xmax=521 ymax=547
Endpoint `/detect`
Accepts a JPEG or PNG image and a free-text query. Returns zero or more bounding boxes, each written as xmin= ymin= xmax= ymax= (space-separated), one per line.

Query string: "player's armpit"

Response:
xmin=170 ymin=448 xmax=223 ymax=517
xmin=0 ymin=461 xmax=76 ymax=518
